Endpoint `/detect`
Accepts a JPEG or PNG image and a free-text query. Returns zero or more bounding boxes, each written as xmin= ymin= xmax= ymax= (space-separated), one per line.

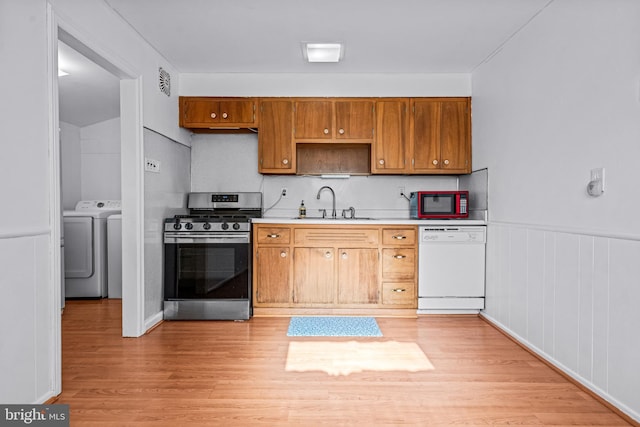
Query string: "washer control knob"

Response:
xmin=232 ymin=223 xmax=241 ymax=230
xmin=221 ymin=222 xmax=229 ymax=230
xmin=203 ymin=223 xmax=211 ymax=230
xmin=173 ymin=222 xmax=181 ymax=230
xmin=184 ymin=223 xmax=193 ymax=230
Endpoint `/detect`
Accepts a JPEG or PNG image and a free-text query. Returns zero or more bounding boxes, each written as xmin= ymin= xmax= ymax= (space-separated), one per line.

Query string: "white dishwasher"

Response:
xmin=418 ymin=226 xmax=486 ymax=313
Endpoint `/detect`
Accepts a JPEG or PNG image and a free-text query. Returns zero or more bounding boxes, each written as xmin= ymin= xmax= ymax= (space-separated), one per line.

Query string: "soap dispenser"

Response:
xmin=299 ymin=200 xmax=306 ymax=218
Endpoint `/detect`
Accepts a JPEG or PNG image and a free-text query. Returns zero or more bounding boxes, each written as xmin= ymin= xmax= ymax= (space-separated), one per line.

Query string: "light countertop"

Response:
xmin=253 ymin=218 xmax=486 ymax=226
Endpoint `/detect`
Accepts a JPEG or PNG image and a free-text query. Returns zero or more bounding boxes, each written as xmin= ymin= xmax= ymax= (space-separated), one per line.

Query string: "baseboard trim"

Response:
xmin=144 ymin=311 xmax=164 ymax=333
xmin=479 ymin=313 xmax=640 ymax=426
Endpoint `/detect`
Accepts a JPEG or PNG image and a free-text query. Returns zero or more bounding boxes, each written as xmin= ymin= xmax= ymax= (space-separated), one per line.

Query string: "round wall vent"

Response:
xmin=159 ymin=67 xmax=171 ymax=97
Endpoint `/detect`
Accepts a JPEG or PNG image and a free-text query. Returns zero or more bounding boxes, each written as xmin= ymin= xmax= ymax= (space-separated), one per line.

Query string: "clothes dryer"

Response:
xmin=63 ymin=200 xmax=121 ymax=298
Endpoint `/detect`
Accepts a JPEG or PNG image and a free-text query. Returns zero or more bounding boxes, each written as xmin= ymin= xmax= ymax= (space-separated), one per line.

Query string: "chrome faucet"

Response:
xmin=316 ymin=186 xmax=337 ymax=219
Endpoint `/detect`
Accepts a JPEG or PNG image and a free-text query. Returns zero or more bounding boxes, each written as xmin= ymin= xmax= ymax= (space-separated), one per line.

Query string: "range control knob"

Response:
xmin=173 ymin=222 xmax=181 ymax=230
xmin=203 ymin=223 xmax=211 ymax=230
xmin=232 ymin=223 xmax=241 ymax=230
xmin=184 ymin=223 xmax=193 ymax=230
xmin=221 ymin=222 xmax=229 ymax=230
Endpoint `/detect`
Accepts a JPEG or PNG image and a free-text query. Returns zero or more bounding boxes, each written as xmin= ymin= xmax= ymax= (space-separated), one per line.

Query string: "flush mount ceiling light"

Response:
xmin=303 ymin=43 xmax=343 ymax=63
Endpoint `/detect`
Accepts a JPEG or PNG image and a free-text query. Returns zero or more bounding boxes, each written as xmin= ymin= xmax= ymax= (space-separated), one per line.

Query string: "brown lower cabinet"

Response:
xmin=252 ymin=223 xmax=417 ymax=316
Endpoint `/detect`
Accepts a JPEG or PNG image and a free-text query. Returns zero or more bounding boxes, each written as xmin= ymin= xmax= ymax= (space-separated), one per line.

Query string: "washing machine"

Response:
xmin=107 ymin=214 xmax=122 ymax=298
xmin=63 ymin=200 xmax=121 ymax=298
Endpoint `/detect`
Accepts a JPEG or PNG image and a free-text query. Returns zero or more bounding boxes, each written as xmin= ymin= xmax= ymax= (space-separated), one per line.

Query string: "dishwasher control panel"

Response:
xmin=420 ymin=227 xmax=486 ymax=243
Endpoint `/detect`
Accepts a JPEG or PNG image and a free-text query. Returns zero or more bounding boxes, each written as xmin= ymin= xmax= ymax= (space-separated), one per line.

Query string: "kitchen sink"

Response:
xmin=292 ymin=216 xmax=374 ymax=220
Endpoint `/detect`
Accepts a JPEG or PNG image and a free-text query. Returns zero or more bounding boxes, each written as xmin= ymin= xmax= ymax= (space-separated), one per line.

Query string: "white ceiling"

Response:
xmin=105 ymin=0 xmax=553 ymax=73
xmin=59 ymin=0 xmax=553 ymax=127
xmin=58 ymin=41 xmax=120 ymax=128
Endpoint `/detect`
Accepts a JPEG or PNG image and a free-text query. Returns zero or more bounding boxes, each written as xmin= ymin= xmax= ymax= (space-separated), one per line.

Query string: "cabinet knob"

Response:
xmin=282 ymin=159 xmax=289 ymax=165
xmin=280 ymin=251 xmax=287 ymax=258
xmin=379 ymin=159 xmax=385 ymax=165
xmin=341 ymin=252 xmax=348 ymax=259
xmin=323 ymin=128 xmax=330 ymax=135
xmin=338 ymin=128 xmax=345 ymax=135
xmin=392 ymin=288 xmax=406 ymax=293
xmin=393 ymin=254 xmax=406 ymax=259
xmin=325 ymin=251 xmax=332 ymax=258
xmin=210 ymin=112 xmax=217 ymax=119
xmin=392 ymin=235 xmax=406 ymax=240
xmin=222 ymin=112 xmax=229 ymax=119
xmin=432 ymin=159 xmax=439 ymax=165
xmin=443 ymin=159 xmax=450 ymax=165
xmin=267 ymin=234 xmax=280 ymax=238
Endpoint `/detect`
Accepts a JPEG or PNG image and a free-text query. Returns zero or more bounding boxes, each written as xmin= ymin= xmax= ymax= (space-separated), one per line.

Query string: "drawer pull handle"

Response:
xmin=267 ymin=234 xmax=280 ymax=238
xmin=222 ymin=112 xmax=229 ymax=119
xmin=280 ymin=251 xmax=287 ymax=258
xmin=392 ymin=235 xmax=406 ymax=240
xmin=393 ymin=255 xmax=406 ymax=259
xmin=210 ymin=112 xmax=217 ymax=119
xmin=282 ymin=158 xmax=289 ymax=165
xmin=392 ymin=288 xmax=406 ymax=293
xmin=325 ymin=251 xmax=332 ymax=258
xmin=341 ymin=252 xmax=348 ymax=259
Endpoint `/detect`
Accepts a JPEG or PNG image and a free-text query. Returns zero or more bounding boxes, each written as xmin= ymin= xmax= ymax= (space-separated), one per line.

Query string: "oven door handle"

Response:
xmin=164 ymin=234 xmax=250 ymax=244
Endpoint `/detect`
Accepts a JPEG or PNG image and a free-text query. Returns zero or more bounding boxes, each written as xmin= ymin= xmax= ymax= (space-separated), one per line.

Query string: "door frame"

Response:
xmin=47 ymin=6 xmax=146 ymax=394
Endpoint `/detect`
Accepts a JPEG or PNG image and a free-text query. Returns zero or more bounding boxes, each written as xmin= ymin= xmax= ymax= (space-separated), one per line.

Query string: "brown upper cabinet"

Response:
xmin=410 ymin=98 xmax=471 ymax=174
xmin=294 ymin=99 xmax=374 ymax=141
xmin=372 ymin=99 xmax=409 ymax=173
xmin=258 ymin=99 xmax=294 ymax=174
xmin=179 ymin=97 xmax=257 ymax=128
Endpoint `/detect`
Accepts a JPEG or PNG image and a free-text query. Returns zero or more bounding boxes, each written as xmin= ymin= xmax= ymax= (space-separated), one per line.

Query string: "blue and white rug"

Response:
xmin=286 ymin=316 xmax=383 ymax=337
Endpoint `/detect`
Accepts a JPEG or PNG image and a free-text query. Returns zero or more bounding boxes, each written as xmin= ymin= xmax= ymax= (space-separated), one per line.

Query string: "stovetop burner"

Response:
xmin=164 ymin=192 xmax=262 ymax=233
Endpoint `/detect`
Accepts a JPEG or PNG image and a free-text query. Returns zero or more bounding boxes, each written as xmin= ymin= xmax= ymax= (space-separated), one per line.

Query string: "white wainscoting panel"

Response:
xmin=483 ymin=222 xmax=640 ymax=422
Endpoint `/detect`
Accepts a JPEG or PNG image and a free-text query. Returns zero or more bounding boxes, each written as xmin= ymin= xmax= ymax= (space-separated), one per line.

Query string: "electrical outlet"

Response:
xmin=398 ymin=186 xmax=405 ymax=198
xmin=145 ymin=158 xmax=160 ymax=173
xmin=281 ymin=187 xmax=287 ymax=198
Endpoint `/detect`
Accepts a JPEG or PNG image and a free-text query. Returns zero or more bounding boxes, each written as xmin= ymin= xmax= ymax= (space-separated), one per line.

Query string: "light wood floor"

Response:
xmin=58 ymin=300 xmax=631 ymax=426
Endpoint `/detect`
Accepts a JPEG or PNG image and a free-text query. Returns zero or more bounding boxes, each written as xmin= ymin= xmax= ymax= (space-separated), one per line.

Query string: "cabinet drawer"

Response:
xmin=295 ymin=228 xmax=378 ymax=246
xmin=256 ymin=227 xmax=291 ymax=244
xmin=382 ymin=282 xmax=416 ymax=305
xmin=382 ymin=228 xmax=416 ymax=245
xmin=382 ymin=248 xmax=415 ymax=280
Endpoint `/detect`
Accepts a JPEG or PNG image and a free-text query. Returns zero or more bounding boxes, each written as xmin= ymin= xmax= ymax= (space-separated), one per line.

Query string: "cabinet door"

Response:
xmin=294 ymin=100 xmax=333 ymax=139
xmin=218 ymin=100 xmax=256 ymax=125
xmin=335 ymin=100 xmax=374 ymax=140
xmin=412 ymin=99 xmax=440 ymax=172
xmin=373 ymin=99 xmax=409 ymax=173
xmin=293 ymin=247 xmax=335 ymax=304
xmin=439 ymin=99 xmax=470 ymax=172
xmin=180 ymin=98 xmax=221 ymax=127
xmin=254 ymin=247 xmax=291 ymax=304
xmin=258 ymin=100 xmax=294 ymax=173
xmin=337 ymin=248 xmax=379 ymax=304
xmin=412 ymin=98 xmax=471 ymax=173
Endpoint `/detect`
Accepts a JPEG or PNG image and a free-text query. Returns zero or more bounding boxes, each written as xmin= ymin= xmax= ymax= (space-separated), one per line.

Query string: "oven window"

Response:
xmin=172 ymin=243 xmax=249 ymax=299
xmin=422 ymin=194 xmax=455 ymax=214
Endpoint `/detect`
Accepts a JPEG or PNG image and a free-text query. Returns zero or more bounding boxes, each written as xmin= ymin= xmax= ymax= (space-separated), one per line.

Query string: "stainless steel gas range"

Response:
xmin=163 ymin=192 xmax=262 ymax=320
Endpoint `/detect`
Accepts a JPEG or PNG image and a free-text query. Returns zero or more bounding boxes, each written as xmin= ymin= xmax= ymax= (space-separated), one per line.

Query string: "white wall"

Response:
xmin=143 ymin=129 xmax=190 ymax=325
xmin=0 ymin=0 xmax=187 ymax=404
xmin=181 ymin=73 xmax=471 ymax=97
xmin=0 ymin=0 xmax=56 ymax=404
xmin=60 ymin=121 xmax=81 ymax=209
xmin=190 ymin=133 xmax=459 ymax=218
xmin=473 ymin=0 xmax=640 ymax=421
xmin=80 ymin=118 xmax=121 ymax=201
